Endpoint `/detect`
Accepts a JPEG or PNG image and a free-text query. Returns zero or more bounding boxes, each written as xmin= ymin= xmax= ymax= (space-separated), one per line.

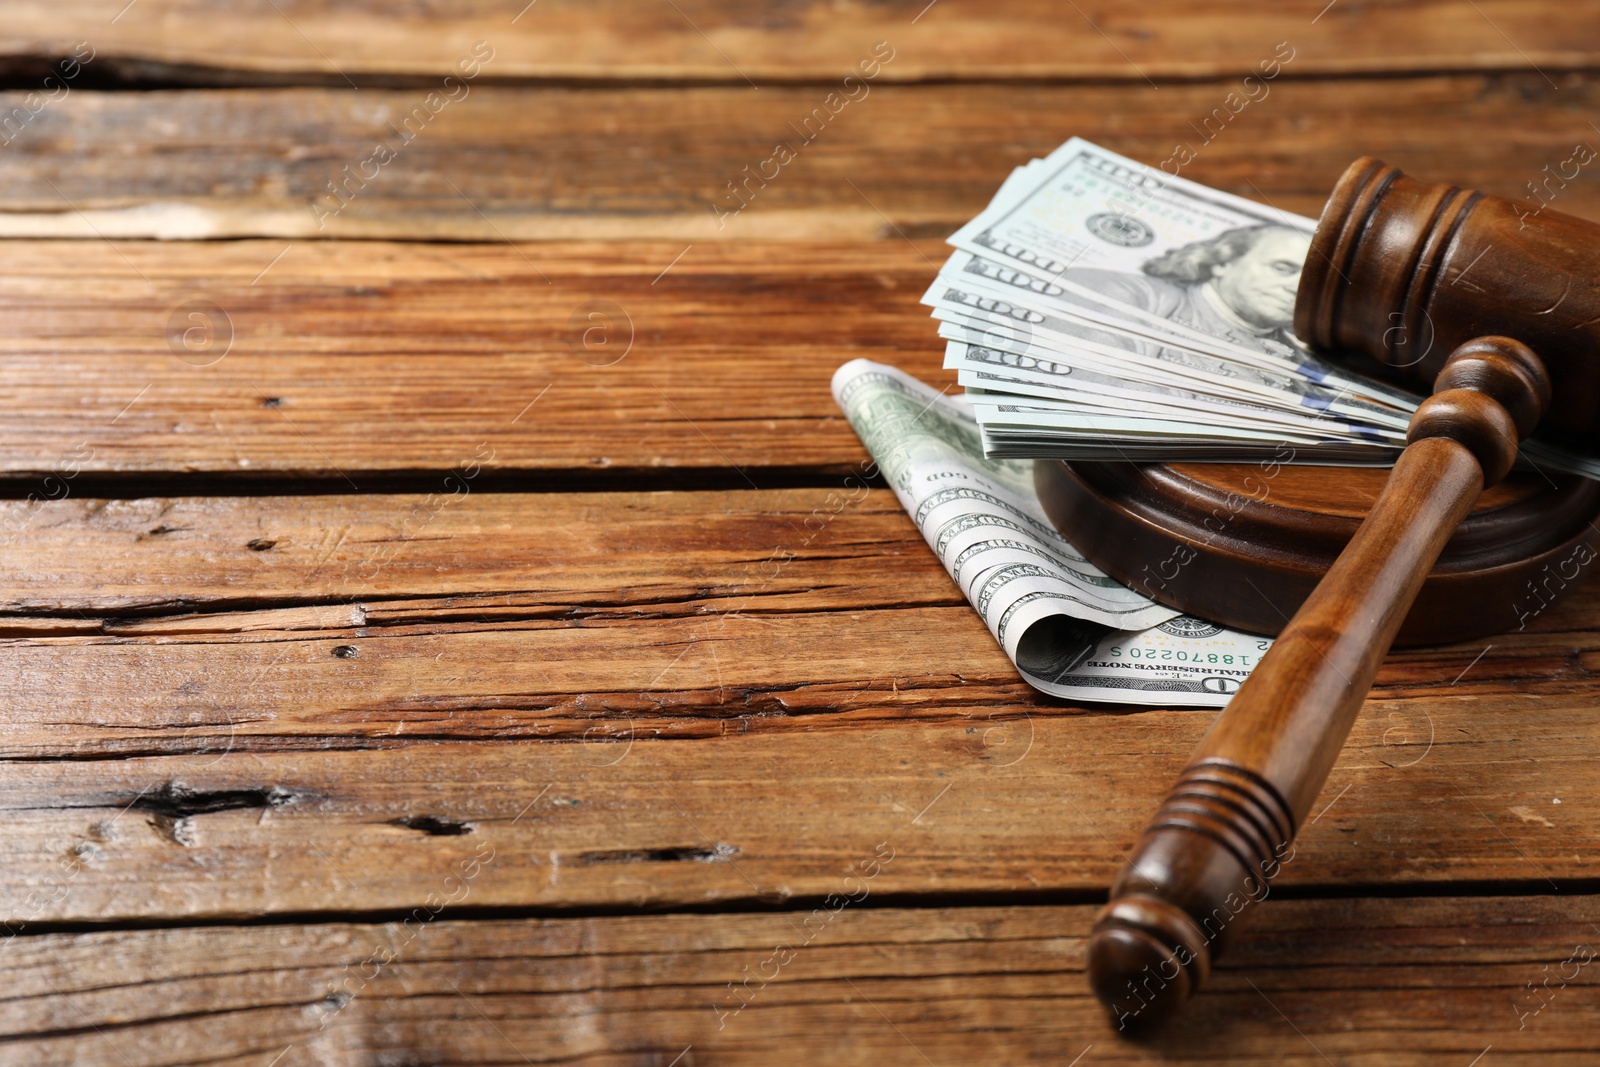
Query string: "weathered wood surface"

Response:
xmin=3 ymin=898 xmax=1597 ymax=1066
xmin=0 ymin=76 xmax=1594 ymax=240
xmin=0 ymin=488 xmax=1595 ymax=921
xmin=17 ymin=223 xmax=1600 ymax=483
xmin=2 ymin=3 xmax=1599 ymax=1056
xmin=7 ymin=1 xmax=1599 ymax=85
xmin=6 ymin=691 xmax=1600 ymax=921
xmin=4 ymin=486 xmax=1595 ymax=626
xmin=0 ymin=240 xmax=942 ymax=481
xmin=0 ymin=490 xmax=952 ymax=614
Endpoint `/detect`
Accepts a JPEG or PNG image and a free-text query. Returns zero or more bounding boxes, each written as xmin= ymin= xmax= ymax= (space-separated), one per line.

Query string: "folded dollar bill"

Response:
xmin=832 ymin=359 xmax=1269 ymax=707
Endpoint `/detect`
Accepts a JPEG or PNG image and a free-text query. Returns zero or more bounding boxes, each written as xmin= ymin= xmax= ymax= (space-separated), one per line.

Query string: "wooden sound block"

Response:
xmin=1036 ymin=459 xmax=1600 ymax=645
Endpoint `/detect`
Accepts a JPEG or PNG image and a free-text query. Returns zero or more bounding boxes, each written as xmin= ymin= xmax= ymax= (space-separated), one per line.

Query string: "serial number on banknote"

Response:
xmin=1105 ymin=647 xmax=1264 ymax=667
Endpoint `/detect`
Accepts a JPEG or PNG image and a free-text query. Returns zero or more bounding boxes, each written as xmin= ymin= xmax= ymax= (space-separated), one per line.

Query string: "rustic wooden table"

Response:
xmin=2 ymin=3 xmax=1599 ymax=1064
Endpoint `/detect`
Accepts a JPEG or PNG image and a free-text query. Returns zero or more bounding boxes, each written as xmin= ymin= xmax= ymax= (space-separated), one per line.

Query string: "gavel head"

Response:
xmin=1295 ymin=157 xmax=1600 ymax=448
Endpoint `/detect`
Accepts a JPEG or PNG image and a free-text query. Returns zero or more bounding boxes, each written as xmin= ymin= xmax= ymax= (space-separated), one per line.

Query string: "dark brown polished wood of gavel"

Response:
xmin=1087 ymin=158 xmax=1600 ymax=1027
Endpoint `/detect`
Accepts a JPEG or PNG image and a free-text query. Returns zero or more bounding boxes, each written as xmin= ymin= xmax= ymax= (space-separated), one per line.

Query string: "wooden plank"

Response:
xmin=3 ymin=660 xmax=1600 ymax=919
xmin=5 ymin=484 xmax=1595 ymax=628
xmin=0 ymin=77 xmax=1593 ymax=479
xmin=0 ymin=490 xmax=956 ymax=615
xmin=0 ymin=239 xmax=940 ymax=479
xmin=0 ymin=485 xmax=1590 ymax=753
xmin=3 ymin=897 xmax=1598 ymax=1064
xmin=0 ymin=487 xmax=1596 ymax=916
xmin=0 ymin=486 xmax=1591 ymax=736
xmin=6 ymin=1 xmax=1599 ymax=84
xmin=0 ymin=76 xmax=1594 ymax=240
xmin=12 ymin=232 xmax=1600 ymax=484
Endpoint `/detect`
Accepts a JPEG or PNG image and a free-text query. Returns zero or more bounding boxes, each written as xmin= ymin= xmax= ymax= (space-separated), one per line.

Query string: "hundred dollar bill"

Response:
xmin=926 ymin=288 xmax=1364 ymax=415
xmin=832 ymin=357 xmax=1269 ymax=706
xmin=949 ymin=137 xmax=1324 ymax=368
xmin=948 ymin=341 xmax=1407 ymax=442
xmin=969 ymin=396 xmax=1399 ymax=464
xmin=935 ymin=248 xmax=1422 ymax=416
xmin=944 ymin=139 xmax=1447 ymax=418
xmin=931 ymin=298 xmax=1410 ymax=437
xmin=1015 ymin=614 xmax=1272 ymax=706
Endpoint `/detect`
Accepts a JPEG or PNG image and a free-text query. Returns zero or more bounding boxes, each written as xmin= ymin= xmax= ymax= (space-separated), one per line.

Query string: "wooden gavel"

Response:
xmin=1087 ymin=159 xmax=1600 ymax=1026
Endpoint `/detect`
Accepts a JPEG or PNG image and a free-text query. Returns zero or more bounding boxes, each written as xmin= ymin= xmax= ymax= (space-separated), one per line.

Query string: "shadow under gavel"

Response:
xmin=1087 ymin=158 xmax=1600 ymax=1027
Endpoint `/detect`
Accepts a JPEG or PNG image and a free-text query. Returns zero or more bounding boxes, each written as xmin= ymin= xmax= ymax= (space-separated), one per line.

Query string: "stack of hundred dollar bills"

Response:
xmin=834 ymin=138 xmax=1597 ymax=707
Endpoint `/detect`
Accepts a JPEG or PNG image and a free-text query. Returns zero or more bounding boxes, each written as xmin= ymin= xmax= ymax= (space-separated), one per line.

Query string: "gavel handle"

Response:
xmin=1088 ymin=336 xmax=1552 ymax=1028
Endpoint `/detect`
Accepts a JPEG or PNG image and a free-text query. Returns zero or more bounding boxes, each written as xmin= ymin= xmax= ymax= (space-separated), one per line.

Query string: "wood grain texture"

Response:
xmin=0 ymin=76 xmax=1596 ymax=240
xmin=0 ymin=487 xmax=1593 ymax=924
xmin=0 ymin=486 xmax=1591 ymax=747
xmin=3 ymin=898 xmax=1599 ymax=1065
xmin=3 ymin=635 xmax=1600 ymax=919
xmin=3 ymin=7 xmax=1598 ymax=1050
xmin=13 ymin=225 xmax=1600 ymax=483
xmin=6 ymin=488 xmax=1600 ymax=634
xmin=0 ymin=239 xmax=942 ymax=480
xmin=9 ymin=1 xmax=1600 ymax=85
xmin=0 ymin=489 xmax=953 ymax=614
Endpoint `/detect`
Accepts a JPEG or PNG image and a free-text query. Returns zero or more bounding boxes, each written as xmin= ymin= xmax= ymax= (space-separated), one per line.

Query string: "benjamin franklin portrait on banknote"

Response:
xmin=1064 ymin=224 xmax=1312 ymax=358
